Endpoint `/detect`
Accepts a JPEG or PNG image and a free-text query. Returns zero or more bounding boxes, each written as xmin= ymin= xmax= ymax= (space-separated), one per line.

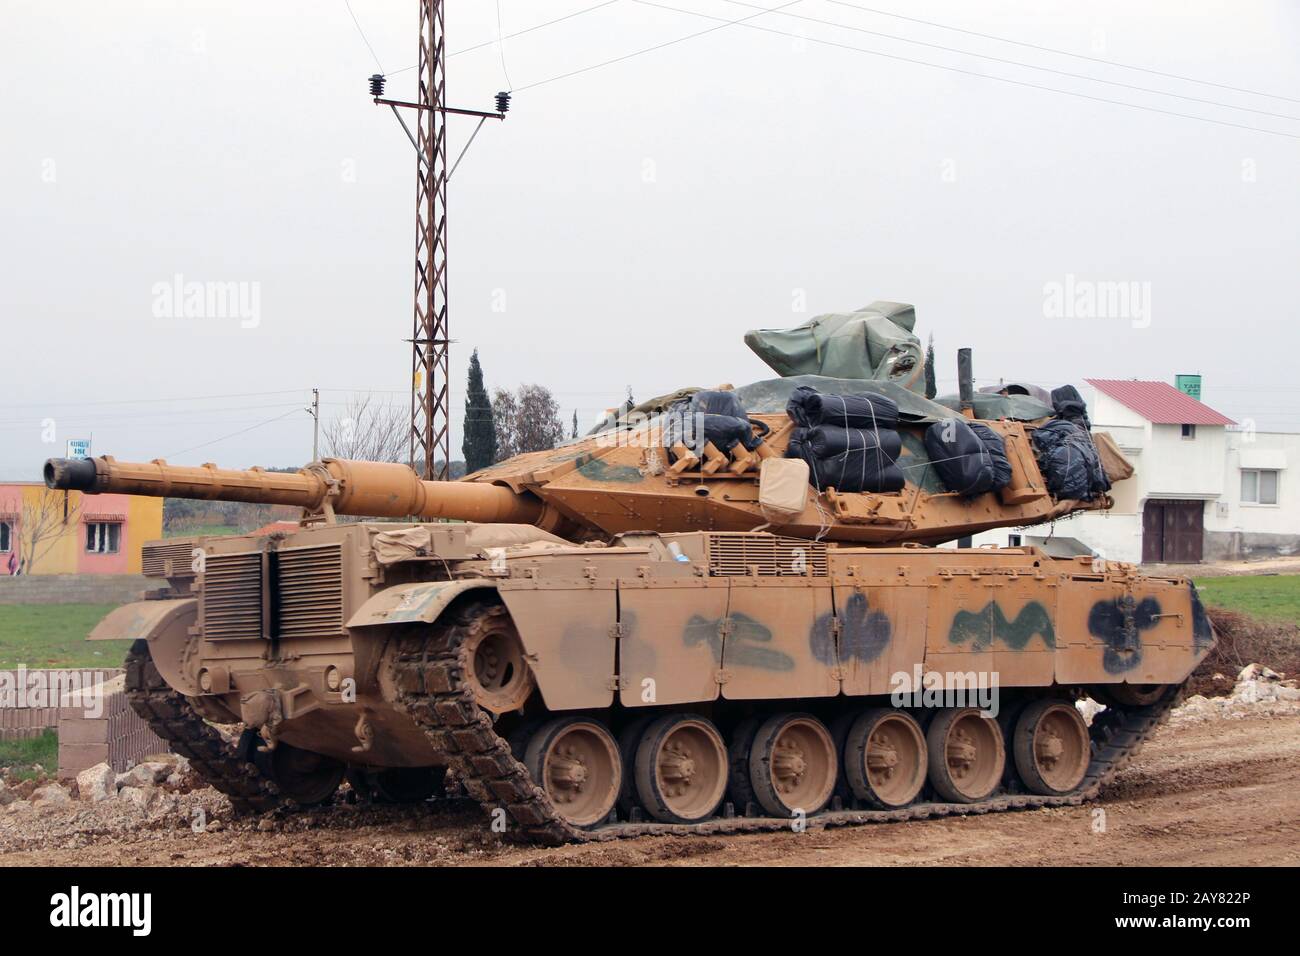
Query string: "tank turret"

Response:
xmin=45 ymin=396 xmax=1125 ymax=547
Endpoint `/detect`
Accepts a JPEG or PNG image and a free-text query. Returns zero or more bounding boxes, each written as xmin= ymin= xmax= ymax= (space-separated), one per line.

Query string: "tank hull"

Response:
xmin=108 ymin=522 xmax=1211 ymax=839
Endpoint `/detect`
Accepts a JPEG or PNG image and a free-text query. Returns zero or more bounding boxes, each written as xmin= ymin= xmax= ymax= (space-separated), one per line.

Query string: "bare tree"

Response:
xmin=1 ymin=489 xmax=82 ymax=574
xmin=322 ymin=394 xmax=407 ymax=463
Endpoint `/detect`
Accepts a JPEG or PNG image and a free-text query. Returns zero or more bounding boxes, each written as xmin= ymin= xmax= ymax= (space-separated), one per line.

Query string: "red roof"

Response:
xmin=250 ymin=520 xmax=300 ymax=536
xmin=1086 ymin=379 xmax=1235 ymax=426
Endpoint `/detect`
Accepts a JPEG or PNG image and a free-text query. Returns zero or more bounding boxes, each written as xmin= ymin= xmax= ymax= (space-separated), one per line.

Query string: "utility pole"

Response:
xmin=306 ymin=388 xmax=320 ymax=462
xmin=370 ymin=1 xmax=508 ymax=480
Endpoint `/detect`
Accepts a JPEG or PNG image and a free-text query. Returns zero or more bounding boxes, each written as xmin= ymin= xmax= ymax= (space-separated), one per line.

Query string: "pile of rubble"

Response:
xmin=0 ymin=753 xmax=197 ymax=818
xmin=1171 ymin=663 xmax=1300 ymax=724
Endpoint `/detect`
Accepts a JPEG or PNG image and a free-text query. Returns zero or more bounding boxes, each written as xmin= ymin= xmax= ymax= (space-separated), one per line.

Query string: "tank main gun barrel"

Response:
xmin=44 ymin=456 xmax=544 ymax=525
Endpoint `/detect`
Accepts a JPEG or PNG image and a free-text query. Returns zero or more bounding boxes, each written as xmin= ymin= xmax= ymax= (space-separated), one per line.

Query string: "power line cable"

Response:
xmin=6 ymin=389 xmax=310 ymax=409
xmin=714 ymin=0 xmax=1300 ymax=122
xmin=516 ymin=0 xmax=805 ymax=92
xmin=164 ymin=408 xmax=305 ymax=460
xmin=616 ymin=0 xmax=1300 ymax=140
xmin=496 ymin=0 xmax=514 ymax=91
xmin=343 ymin=0 xmax=387 ymax=74
xmin=826 ymin=0 xmax=1300 ymax=106
xmin=386 ymin=0 xmax=624 ymax=76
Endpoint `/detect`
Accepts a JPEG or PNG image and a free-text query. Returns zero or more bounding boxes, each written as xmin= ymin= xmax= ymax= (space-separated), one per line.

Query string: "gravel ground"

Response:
xmin=1 ymin=706 xmax=1296 ymax=867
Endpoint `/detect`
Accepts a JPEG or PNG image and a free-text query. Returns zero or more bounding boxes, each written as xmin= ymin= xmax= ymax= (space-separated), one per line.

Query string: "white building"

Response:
xmin=974 ymin=379 xmax=1300 ymax=564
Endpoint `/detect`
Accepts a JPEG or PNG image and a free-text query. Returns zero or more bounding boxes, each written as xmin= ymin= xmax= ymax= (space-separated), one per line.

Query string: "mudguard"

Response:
xmin=346 ymin=580 xmax=498 ymax=628
xmin=89 ymin=599 xmax=195 ymax=642
xmin=91 ymin=599 xmax=199 ymax=695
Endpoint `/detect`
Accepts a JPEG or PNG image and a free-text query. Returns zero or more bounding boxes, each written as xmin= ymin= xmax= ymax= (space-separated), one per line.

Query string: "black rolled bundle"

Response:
xmin=923 ymin=417 xmax=1007 ymax=496
xmin=802 ymin=424 xmax=903 ymax=460
xmin=968 ymin=422 xmax=1012 ymax=490
xmin=786 ymin=385 xmax=899 ymax=431
xmin=787 ymin=426 xmax=905 ymax=493
xmin=1032 ymin=419 xmax=1110 ymax=500
xmin=665 ymin=389 xmax=766 ymax=454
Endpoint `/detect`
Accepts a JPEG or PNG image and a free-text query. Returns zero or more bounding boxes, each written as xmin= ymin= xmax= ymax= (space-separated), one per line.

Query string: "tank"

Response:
xmin=42 ymin=379 xmax=1215 ymax=844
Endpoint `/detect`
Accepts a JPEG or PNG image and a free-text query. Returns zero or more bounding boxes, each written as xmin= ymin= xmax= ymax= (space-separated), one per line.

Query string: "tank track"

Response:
xmin=389 ymin=602 xmax=1187 ymax=846
xmin=123 ymin=639 xmax=285 ymax=815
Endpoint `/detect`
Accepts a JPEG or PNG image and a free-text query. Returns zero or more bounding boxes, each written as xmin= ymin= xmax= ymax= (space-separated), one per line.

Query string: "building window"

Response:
xmin=1241 ymin=469 xmax=1279 ymax=506
xmin=85 ymin=522 xmax=121 ymax=554
xmin=0 ymin=521 xmax=10 ymax=553
xmin=1181 ymin=424 xmax=1196 ymax=439
xmin=1008 ymin=534 xmax=1022 ymax=546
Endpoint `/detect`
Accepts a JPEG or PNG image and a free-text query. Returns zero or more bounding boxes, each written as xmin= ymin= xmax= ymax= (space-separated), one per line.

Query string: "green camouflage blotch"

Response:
xmin=684 ymin=612 xmax=795 ymax=671
xmin=575 ymin=456 xmax=644 ymax=484
xmin=949 ymin=601 xmax=1056 ymax=651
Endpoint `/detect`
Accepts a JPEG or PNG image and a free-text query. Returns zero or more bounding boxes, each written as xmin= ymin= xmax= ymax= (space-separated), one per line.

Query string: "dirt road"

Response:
xmin=2 ymin=712 xmax=1296 ymax=867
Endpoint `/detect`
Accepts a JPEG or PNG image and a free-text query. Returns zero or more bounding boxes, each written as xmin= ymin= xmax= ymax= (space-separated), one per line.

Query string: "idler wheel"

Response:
xmin=748 ymin=713 xmax=838 ymax=817
xmin=525 ymin=717 xmax=622 ymax=829
xmin=1013 ymin=699 xmax=1091 ymax=796
xmin=633 ymin=714 xmax=729 ymax=824
xmin=844 ymin=709 xmax=927 ymax=809
xmin=926 ymin=707 xmax=1005 ymax=803
xmin=461 ymin=613 xmax=536 ymax=714
xmin=261 ymin=743 xmax=346 ymax=806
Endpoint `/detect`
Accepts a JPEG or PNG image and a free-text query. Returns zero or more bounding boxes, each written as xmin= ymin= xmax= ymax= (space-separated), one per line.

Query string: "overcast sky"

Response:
xmin=2 ymin=0 xmax=1297 ymax=479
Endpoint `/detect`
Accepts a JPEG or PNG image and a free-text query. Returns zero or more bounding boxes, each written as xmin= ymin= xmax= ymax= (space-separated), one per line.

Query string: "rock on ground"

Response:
xmin=76 ymin=763 xmax=116 ymax=803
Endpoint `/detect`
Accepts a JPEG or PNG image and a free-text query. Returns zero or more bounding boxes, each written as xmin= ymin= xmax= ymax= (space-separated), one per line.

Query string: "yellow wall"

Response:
xmin=0 ymin=485 xmax=163 ymax=575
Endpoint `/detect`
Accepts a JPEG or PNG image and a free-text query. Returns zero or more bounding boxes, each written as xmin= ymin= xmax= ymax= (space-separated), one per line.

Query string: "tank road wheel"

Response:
xmin=262 ymin=743 xmax=346 ymax=806
xmin=844 ymin=709 xmax=928 ymax=809
xmin=749 ymin=713 xmax=838 ymax=817
xmin=1013 ymin=700 xmax=1091 ymax=796
xmin=634 ymin=714 xmax=729 ymax=824
xmin=460 ymin=610 xmax=536 ymax=714
xmin=725 ymin=715 xmax=763 ymax=812
xmin=525 ymin=717 xmax=622 ymax=829
xmin=926 ymin=707 xmax=1005 ymax=804
xmin=617 ymin=716 xmax=654 ymax=817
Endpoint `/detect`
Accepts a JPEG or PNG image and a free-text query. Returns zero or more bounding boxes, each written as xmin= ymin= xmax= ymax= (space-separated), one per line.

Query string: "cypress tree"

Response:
xmin=924 ymin=334 xmax=938 ymax=400
xmin=462 ymin=349 xmax=496 ymax=473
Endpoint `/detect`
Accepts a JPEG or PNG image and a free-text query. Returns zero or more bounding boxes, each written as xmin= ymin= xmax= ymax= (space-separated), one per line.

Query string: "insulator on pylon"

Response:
xmin=495 ymin=91 xmax=511 ymax=114
xmin=369 ymin=74 xmax=386 ymax=98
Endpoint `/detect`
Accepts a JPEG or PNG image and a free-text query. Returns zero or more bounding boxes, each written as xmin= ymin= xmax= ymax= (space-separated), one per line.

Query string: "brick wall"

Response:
xmin=0 ymin=574 xmax=160 ymax=605
xmin=0 ymin=668 xmax=122 ymax=740
xmin=58 ymin=675 xmax=170 ymax=777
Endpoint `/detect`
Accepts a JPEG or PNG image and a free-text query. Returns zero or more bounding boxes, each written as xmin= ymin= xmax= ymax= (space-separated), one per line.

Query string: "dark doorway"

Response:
xmin=1142 ymin=499 xmax=1204 ymax=563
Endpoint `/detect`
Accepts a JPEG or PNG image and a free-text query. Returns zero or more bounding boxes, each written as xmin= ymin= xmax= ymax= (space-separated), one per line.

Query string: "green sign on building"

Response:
xmin=1175 ymin=374 xmax=1202 ymax=400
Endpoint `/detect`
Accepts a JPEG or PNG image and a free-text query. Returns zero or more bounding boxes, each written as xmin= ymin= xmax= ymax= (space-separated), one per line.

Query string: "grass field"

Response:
xmin=0 ymin=730 xmax=58 ymax=780
xmin=1194 ymin=575 xmax=1300 ymax=625
xmin=164 ymin=525 xmax=243 ymax=538
xmin=0 ymin=604 xmax=128 ymax=669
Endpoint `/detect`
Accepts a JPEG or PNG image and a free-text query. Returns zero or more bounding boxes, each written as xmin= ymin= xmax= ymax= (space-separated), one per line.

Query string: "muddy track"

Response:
xmin=388 ymin=601 xmax=1186 ymax=845
xmin=124 ymin=640 xmax=284 ymax=815
xmin=3 ymin=712 xmax=1296 ymax=867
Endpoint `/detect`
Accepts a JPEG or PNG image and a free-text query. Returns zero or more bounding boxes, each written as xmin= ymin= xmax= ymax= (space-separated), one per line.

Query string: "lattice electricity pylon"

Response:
xmin=410 ymin=0 xmax=449 ymax=479
xmin=371 ymin=0 xmax=507 ymax=480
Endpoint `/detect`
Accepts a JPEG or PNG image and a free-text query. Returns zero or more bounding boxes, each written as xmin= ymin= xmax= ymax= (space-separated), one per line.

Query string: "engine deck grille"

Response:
xmin=276 ymin=544 xmax=346 ymax=639
xmin=142 ymin=541 xmax=196 ymax=577
xmin=705 ymin=533 xmax=828 ymax=577
xmin=201 ymin=552 xmax=263 ymax=640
